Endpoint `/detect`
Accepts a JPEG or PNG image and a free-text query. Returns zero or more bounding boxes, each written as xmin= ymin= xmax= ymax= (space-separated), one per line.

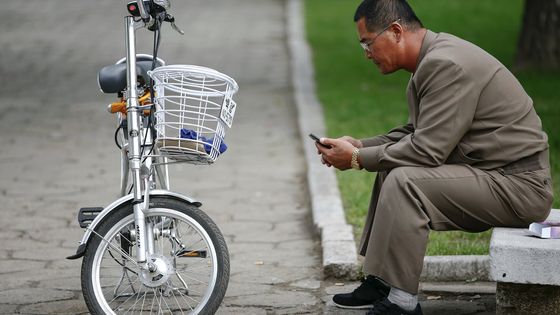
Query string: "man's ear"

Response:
xmin=391 ymin=23 xmax=403 ymax=42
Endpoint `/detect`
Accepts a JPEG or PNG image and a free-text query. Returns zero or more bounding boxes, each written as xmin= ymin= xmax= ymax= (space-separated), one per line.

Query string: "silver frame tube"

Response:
xmin=125 ymin=16 xmax=148 ymax=263
xmin=125 ymin=17 xmax=143 ymax=201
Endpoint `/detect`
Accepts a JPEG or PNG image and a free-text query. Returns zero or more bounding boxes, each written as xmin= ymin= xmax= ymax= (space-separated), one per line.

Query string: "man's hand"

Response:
xmin=339 ymin=136 xmax=363 ymax=148
xmin=315 ymin=137 xmax=356 ymax=170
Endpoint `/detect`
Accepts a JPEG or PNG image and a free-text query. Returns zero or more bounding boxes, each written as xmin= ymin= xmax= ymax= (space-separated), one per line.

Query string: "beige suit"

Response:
xmin=357 ymin=30 xmax=553 ymax=294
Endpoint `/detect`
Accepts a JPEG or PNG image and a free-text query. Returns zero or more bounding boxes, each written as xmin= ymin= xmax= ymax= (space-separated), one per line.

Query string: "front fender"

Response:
xmin=66 ymin=190 xmax=201 ymax=260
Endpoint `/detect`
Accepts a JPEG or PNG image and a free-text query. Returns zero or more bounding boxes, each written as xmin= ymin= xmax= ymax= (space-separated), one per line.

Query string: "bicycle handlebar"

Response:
xmin=127 ymin=0 xmax=182 ymax=34
xmin=135 ymin=0 xmax=151 ymax=23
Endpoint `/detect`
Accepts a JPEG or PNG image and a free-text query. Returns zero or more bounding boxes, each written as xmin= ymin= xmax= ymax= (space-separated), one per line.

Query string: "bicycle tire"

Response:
xmin=81 ymin=197 xmax=229 ymax=314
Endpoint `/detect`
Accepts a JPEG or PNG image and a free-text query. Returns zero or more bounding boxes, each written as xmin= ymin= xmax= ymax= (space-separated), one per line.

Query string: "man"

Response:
xmin=316 ymin=0 xmax=554 ymax=314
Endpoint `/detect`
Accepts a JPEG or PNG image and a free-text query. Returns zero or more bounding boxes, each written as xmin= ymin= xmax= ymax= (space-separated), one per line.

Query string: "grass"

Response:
xmin=305 ymin=0 xmax=560 ymax=255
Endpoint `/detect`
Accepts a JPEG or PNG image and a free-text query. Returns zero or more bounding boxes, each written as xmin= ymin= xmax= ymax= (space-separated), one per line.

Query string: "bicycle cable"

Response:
xmin=114 ymin=124 xmax=123 ymax=150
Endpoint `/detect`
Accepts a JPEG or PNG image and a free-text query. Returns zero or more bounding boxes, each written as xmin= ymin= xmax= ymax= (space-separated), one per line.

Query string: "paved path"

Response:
xmin=0 ymin=0 xmax=323 ymax=313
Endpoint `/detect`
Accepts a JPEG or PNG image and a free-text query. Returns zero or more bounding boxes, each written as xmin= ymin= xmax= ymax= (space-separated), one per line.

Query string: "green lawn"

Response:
xmin=305 ymin=0 xmax=560 ymax=255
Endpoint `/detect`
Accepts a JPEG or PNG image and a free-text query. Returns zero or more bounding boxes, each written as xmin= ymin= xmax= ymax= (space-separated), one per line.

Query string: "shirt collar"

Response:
xmin=415 ymin=29 xmax=437 ymax=71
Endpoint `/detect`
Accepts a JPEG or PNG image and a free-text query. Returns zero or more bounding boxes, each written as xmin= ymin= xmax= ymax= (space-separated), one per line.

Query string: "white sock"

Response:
xmin=387 ymin=287 xmax=418 ymax=312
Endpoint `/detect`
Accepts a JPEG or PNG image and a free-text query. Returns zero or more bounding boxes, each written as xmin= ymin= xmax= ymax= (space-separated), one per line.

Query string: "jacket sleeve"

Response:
xmin=359 ymin=58 xmax=478 ymax=172
xmin=360 ymin=123 xmax=415 ymax=147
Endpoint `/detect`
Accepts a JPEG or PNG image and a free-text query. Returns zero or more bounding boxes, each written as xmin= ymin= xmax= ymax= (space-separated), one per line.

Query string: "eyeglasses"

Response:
xmin=360 ymin=19 xmax=401 ymax=53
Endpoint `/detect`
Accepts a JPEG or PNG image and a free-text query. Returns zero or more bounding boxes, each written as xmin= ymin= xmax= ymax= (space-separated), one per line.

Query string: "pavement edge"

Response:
xmin=286 ymin=0 xmax=360 ymax=279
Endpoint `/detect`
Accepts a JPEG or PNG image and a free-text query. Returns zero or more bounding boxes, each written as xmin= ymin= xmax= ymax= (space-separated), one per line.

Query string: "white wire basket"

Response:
xmin=148 ymin=65 xmax=239 ymax=164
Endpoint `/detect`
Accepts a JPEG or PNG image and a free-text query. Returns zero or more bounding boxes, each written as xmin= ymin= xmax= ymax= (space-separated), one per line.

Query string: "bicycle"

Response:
xmin=67 ymin=1 xmax=237 ymax=314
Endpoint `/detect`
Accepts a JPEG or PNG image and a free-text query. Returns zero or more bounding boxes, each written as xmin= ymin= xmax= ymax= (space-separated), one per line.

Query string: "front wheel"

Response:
xmin=81 ymin=197 xmax=229 ymax=314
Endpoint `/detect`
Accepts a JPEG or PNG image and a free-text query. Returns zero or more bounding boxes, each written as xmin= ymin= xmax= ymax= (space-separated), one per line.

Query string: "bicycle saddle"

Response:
xmin=98 ymin=57 xmax=164 ymax=94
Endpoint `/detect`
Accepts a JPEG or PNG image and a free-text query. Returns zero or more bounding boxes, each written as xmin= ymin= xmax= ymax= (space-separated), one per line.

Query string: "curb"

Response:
xmin=422 ymin=255 xmax=489 ymax=282
xmin=287 ymin=0 xmax=359 ymax=279
xmin=286 ymin=0 xmax=492 ymax=282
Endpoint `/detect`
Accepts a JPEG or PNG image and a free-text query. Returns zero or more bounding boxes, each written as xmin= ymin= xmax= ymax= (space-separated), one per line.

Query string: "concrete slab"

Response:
xmin=0 ymin=304 xmax=18 ymax=315
xmin=490 ymin=210 xmax=560 ymax=314
xmin=0 ymin=288 xmax=74 ymax=305
xmin=18 ymin=299 xmax=88 ymax=315
xmin=490 ymin=210 xmax=560 ymax=285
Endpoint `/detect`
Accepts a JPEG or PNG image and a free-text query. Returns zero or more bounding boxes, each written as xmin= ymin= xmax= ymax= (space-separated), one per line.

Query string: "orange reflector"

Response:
xmin=178 ymin=250 xmax=207 ymax=258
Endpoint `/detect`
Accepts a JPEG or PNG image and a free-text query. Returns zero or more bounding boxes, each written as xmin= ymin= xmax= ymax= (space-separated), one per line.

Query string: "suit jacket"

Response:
xmin=359 ymin=30 xmax=549 ymax=172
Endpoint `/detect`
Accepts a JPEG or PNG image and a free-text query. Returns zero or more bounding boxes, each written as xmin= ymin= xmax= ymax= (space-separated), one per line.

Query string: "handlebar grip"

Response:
xmin=108 ymin=93 xmax=152 ymax=114
xmin=108 ymin=102 xmax=127 ymax=114
xmin=107 ymin=103 xmax=151 ymax=116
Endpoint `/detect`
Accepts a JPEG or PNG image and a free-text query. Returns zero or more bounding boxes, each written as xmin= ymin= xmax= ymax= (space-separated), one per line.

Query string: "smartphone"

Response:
xmin=309 ymin=133 xmax=332 ymax=148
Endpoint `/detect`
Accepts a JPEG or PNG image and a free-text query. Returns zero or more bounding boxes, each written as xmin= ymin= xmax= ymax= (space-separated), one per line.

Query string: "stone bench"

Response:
xmin=489 ymin=209 xmax=560 ymax=315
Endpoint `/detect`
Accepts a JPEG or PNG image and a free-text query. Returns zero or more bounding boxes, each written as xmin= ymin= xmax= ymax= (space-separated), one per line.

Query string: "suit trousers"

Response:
xmin=358 ymin=164 xmax=553 ymax=294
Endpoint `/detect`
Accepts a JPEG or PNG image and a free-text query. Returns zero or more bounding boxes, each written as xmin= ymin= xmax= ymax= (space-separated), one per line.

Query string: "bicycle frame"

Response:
xmin=69 ymin=16 xmax=168 ymax=263
xmin=69 ymin=4 xmax=233 ymax=313
xmin=67 ymin=12 xmax=199 ymax=263
xmin=124 ymin=15 xmax=177 ymax=265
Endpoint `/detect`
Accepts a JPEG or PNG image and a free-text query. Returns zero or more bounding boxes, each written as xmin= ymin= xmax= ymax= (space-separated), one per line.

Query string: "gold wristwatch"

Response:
xmin=351 ymin=148 xmax=361 ymax=170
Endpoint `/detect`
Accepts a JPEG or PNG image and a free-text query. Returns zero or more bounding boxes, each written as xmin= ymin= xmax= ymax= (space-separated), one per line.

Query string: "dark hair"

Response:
xmin=354 ymin=0 xmax=423 ymax=32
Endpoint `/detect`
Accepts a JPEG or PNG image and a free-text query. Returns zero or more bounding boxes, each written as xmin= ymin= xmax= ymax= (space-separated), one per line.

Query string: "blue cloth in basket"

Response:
xmin=180 ymin=129 xmax=227 ymax=155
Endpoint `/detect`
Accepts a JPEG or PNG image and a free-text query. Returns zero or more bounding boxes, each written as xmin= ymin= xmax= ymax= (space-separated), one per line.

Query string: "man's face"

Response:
xmin=356 ymin=18 xmax=399 ymax=74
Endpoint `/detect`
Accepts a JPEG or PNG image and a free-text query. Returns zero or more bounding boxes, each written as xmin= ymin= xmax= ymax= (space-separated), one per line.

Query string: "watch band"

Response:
xmin=351 ymin=148 xmax=361 ymax=170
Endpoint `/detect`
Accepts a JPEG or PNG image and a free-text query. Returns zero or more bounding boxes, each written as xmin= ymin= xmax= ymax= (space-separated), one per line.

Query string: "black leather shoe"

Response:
xmin=332 ymin=276 xmax=390 ymax=309
xmin=366 ymin=298 xmax=423 ymax=315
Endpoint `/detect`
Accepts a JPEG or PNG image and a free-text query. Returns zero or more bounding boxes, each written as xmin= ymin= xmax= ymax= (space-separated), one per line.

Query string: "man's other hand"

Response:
xmin=315 ymin=138 xmax=355 ymax=170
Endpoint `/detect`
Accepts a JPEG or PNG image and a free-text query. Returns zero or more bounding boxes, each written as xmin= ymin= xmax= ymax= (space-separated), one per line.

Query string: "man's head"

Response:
xmin=354 ymin=0 xmax=425 ymax=74
xmin=354 ymin=0 xmax=423 ymax=33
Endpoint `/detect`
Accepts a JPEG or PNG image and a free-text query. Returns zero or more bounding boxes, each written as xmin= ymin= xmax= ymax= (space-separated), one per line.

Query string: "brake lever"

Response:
xmin=171 ymin=22 xmax=185 ymax=35
xmin=165 ymin=14 xmax=184 ymax=35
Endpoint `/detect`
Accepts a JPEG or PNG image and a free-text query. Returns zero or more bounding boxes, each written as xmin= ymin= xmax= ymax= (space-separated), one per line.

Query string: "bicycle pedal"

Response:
xmin=78 ymin=207 xmax=103 ymax=228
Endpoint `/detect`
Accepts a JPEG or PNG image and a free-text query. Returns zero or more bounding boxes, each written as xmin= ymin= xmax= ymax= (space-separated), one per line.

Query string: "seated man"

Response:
xmin=315 ymin=0 xmax=553 ymax=314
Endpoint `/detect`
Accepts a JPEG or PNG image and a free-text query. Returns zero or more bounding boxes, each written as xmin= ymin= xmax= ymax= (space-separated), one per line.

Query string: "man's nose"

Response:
xmin=364 ymin=50 xmax=373 ymax=59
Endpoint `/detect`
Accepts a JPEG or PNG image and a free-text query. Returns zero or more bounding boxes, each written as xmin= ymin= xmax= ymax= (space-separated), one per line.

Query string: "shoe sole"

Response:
xmin=332 ymin=301 xmax=373 ymax=309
